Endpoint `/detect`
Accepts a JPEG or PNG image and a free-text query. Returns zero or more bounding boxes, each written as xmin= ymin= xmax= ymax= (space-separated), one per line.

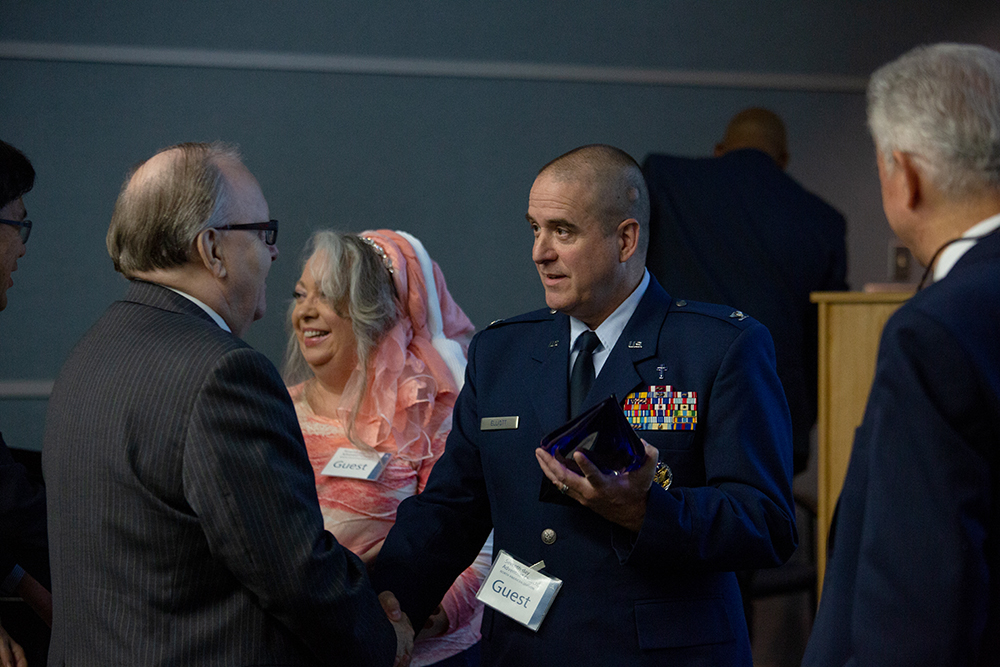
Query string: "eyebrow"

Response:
xmin=526 ymin=213 xmax=575 ymax=229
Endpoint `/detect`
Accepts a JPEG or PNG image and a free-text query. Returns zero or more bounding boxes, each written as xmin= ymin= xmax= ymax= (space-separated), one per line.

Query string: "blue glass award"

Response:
xmin=541 ymin=394 xmax=646 ymax=475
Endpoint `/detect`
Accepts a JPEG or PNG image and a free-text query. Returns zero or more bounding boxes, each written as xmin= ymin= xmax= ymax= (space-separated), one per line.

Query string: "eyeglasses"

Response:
xmin=0 ymin=219 xmax=31 ymax=244
xmin=214 ymin=219 xmax=278 ymax=246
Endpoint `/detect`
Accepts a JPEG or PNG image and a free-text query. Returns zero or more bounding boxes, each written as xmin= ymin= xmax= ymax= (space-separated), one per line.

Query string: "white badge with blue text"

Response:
xmin=476 ymin=550 xmax=562 ymax=631
xmin=321 ymin=448 xmax=390 ymax=481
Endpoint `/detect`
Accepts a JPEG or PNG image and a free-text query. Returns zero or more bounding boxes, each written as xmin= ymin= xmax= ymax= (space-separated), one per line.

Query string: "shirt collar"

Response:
xmin=164 ymin=285 xmax=232 ymax=332
xmin=932 ymin=212 xmax=1000 ymax=283
xmin=568 ymin=269 xmax=650 ymax=376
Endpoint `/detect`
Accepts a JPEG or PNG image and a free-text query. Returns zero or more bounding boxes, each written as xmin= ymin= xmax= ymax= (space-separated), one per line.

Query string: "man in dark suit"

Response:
xmin=43 ymin=142 xmax=411 ymax=666
xmin=373 ymin=144 xmax=797 ymax=666
xmin=642 ymin=108 xmax=848 ymax=474
xmin=803 ymin=44 xmax=1000 ymax=666
xmin=1 ymin=138 xmax=51 ymax=666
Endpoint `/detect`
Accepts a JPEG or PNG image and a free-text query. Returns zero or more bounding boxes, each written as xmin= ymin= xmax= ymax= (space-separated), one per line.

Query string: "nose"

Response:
xmin=269 ymin=243 xmax=279 ymax=261
xmin=294 ymin=292 xmax=319 ymax=318
xmin=532 ymin=232 xmax=555 ymax=265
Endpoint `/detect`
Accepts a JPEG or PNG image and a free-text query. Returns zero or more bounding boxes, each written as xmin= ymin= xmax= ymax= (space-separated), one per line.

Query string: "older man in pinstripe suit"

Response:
xmin=42 ymin=142 xmax=411 ymax=666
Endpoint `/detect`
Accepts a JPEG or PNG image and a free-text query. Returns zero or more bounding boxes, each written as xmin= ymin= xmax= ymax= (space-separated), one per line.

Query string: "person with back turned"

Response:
xmin=803 ymin=43 xmax=1000 ymax=666
xmin=42 ymin=141 xmax=412 ymax=666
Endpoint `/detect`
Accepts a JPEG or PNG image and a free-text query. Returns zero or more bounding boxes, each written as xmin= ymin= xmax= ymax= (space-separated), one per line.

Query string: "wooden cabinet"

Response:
xmin=811 ymin=291 xmax=911 ymax=594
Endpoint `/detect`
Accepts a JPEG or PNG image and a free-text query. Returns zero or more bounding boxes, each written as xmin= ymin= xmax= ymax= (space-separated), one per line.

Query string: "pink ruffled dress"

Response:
xmin=290 ymin=230 xmax=488 ymax=666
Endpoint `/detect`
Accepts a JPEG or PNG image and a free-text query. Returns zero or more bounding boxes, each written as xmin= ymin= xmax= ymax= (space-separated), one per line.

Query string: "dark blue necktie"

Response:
xmin=569 ymin=331 xmax=600 ymax=418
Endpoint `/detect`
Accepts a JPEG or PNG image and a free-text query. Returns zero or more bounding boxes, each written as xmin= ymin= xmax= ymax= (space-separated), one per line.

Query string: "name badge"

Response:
xmin=476 ymin=550 xmax=562 ymax=631
xmin=321 ymin=448 xmax=391 ymax=481
xmin=481 ymin=416 xmax=519 ymax=431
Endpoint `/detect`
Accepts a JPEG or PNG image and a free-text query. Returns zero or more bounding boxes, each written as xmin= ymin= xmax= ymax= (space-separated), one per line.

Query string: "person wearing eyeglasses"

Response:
xmin=0 ymin=138 xmax=51 ymax=667
xmin=0 ymin=140 xmax=33 ymax=311
xmin=43 ymin=142 xmax=412 ymax=667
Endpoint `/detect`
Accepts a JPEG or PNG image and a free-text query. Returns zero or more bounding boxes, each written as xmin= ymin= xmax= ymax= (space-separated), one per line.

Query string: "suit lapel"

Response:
xmin=530 ymin=313 xmax=572 ymax=435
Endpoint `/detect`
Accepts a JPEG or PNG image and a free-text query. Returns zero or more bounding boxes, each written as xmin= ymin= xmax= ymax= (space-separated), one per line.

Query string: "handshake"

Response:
xmin=378 ymin=590 xmax=449 ymax=667
xmin=379 ymin=591 xmax=414 ymax=667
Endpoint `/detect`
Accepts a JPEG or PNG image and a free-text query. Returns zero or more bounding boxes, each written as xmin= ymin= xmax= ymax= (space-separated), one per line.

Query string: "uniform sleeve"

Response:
xmin=182 ymin=347 xmax=395 ymax=667
xmin=413 ymin=418 xmax=490 ymax=634
xmin=847 ymin=311 xmax=992 ymax=665
xmin=617 ymin=321 xmax=798 ymax=570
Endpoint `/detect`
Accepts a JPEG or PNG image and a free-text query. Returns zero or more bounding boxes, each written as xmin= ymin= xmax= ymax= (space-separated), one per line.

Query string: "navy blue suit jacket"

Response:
xmin=43 ymin=281 xmax=394 ymax=666
xmin=803 ymin=229 xmax=1000 ymax=666
xmin=642 ymin=150 xmax=848 ymax=472
xmin=374 ymin=275 xmax=797 ymax=666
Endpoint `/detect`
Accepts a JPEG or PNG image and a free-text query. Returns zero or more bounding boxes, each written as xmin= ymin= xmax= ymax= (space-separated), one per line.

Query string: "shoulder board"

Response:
xmin=670 ymin=298 xmax=756 ymax=327
xmin=485 ymin=307 xmax=556 ymax=329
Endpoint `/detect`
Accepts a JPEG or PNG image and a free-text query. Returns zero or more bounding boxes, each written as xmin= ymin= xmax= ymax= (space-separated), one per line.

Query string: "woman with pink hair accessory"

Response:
xmin=285 ymin=229 xmax=488 ymax=667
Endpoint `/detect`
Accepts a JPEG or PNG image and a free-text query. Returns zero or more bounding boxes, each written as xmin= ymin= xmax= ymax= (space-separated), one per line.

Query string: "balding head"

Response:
xmin=715 ymin=108 xmax=789 ymax=169
xmin=529 ymin=145 xmax=648 ymax=328
xmin=107 ymin=142 xmax=243 ymax=277
xmin=538 ymin=144 xmax=650 ymax=259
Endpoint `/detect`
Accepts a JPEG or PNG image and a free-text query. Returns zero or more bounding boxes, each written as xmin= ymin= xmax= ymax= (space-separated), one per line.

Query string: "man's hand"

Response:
xmin=535 ymin=440 xmax=659 ymax=532
xmin=416 ymin=604 xmax=449 ymax=640
xmin=0 ymin=621 xmax=27 ymax=667
xmin=379 ymin=591 xmax=414 ymax=667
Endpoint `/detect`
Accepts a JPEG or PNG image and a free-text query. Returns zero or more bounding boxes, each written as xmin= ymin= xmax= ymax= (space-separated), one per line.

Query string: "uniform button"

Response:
xmin=541 ymin=528 xmax=557 ymax=545
xmin=676 ymin=299 xmax=687 ymax=307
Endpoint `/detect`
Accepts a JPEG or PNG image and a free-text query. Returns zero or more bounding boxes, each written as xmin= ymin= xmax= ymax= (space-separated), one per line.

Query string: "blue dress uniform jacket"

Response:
xmin=43 ymin=281 xmax=395 ymax=667
xmin=803 ymin=229 xmax=1000 ymax=667
xmin=374 ymin=275 xmax=797 ymax=667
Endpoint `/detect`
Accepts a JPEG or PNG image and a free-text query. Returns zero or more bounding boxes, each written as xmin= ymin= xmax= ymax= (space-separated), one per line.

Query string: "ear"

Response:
xmin=195 ymin=228 xmax=227 ymax=278
xmin=616 ymin=218 xmax=640 ymax=263
xmin=893 ymin=150 xmax=923 ymax=212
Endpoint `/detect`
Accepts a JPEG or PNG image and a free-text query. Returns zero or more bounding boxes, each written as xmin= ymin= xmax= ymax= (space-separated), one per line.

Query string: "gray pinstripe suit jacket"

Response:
xmin=43 ymin=280 xmax=394 ymax=666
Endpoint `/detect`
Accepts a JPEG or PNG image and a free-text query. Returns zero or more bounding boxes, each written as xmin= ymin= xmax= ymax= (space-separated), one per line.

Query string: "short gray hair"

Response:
xmin=868 ymin=43 xmax=1000 ymax=196
xmin=284 ymin=230 xmax=399 ymax=442
xmin=107 ymin=141 xmax=242 ymax=276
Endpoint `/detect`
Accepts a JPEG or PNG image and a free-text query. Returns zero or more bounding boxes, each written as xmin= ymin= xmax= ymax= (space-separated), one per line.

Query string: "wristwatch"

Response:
xmin=653 ymin=461 xmax=673 ymax=490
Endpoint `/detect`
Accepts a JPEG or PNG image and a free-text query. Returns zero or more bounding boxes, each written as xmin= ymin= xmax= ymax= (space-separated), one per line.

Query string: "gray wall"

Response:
xmin=2 ymin=1 xmax=999 ymax=450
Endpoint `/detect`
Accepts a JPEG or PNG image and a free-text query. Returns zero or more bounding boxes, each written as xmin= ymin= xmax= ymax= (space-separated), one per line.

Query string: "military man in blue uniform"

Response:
xmin=374 ymin=144 xmax=797 ymax=666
